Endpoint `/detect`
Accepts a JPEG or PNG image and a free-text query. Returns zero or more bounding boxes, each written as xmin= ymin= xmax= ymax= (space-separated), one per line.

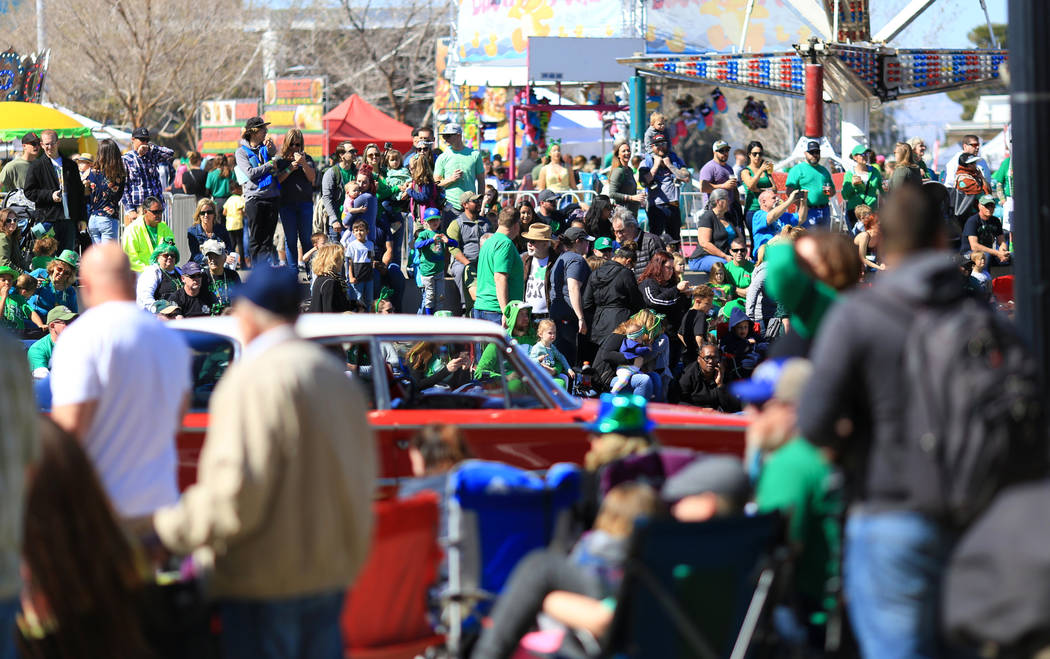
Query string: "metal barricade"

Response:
xmin=497 ymin=189 xmax=596 ymax=210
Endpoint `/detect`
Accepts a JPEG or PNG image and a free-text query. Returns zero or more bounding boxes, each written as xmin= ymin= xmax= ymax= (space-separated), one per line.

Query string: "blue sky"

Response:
xmin=873 ymin=0 xmax=1008 ymax=150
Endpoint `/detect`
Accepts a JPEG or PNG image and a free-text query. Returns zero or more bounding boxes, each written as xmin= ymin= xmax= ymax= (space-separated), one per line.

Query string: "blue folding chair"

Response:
xmin=605 ymin=512 xmax=786 ymax=659
xmin=444 ymin=460 xmax=581 ymax=654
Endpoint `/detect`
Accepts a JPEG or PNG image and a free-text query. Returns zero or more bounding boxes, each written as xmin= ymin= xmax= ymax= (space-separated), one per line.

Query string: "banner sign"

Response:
xmin=455 ymin=0 xmax=622 ymax=66
xmin=262 ymin=77 xmax=327 ymax=158
xmin=198 ymin=99 xmax=259 ymax=155
xmin=646 ymin=0 xmax=818 ymax=55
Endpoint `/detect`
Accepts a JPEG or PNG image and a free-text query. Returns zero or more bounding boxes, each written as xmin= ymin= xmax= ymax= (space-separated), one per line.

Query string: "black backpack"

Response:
xmin=894 ymin=295 xmax=1046 ymax=528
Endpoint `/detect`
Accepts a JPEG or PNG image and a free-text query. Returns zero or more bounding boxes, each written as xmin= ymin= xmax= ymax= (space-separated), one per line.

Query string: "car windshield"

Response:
xmin=180 ymin=330 xmax=236 ymax=411
xmin=509 ymin=341 xmax=582 ymax=410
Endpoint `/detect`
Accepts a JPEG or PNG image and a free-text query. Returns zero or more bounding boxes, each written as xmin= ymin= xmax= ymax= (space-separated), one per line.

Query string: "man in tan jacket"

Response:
xmin=151 ymin=266 xmax=376 ymax=659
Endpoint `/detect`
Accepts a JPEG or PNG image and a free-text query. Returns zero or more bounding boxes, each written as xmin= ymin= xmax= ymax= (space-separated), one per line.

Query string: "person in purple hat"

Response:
xmin=165 ymin=260 xmax=218 ymax=318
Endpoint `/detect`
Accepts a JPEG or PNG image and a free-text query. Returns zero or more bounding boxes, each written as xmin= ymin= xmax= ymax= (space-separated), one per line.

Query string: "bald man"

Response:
xmin=50 ymin=243 xmax=191 ymax=516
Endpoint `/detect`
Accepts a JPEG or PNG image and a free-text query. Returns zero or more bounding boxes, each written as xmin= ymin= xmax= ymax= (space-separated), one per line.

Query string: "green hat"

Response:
xmin=979 ymin=194 xmax=996 ymax=207
xmin=594 ymin=237 xmax=613 ymax=251
xmin=0 ymin=266 xmax=17 ymax=279
xmin=586 ymin=393 xmax=655 ymax=435
xmin=46 ymin=305 xmax=77 ymax=324
xmin=434 ymin=310 xmax=452 ymax=318
xmin=850 ymin=144 xmax=869 ymax=157
xmin=150 ymin=238 xmax=180 ymax=264
xmin=55 ymin=249 xmax=79 ymax=270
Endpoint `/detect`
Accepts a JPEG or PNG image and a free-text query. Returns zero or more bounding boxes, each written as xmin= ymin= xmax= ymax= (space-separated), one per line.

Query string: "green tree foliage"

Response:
xmin=947 ymin=23 xmax=1008 ymax=121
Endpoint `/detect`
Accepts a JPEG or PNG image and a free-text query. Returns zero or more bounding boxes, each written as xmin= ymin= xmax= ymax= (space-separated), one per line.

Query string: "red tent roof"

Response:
xmin=323 ymin=94 xmax=413 ymax=156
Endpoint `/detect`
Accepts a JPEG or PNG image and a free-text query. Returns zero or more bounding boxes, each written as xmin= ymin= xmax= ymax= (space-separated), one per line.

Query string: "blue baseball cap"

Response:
xmin=235 ymin=266 xmax=301 ymax=318
xmin=422 ymin=207 xmax=441 ymax=221
xmin=730 ymin=358 xmax=813 ymax=406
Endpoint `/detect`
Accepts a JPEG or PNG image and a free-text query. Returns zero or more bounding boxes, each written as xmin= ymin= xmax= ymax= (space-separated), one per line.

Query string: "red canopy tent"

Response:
xmin=323 ymin=94 xmax=413 ymax=156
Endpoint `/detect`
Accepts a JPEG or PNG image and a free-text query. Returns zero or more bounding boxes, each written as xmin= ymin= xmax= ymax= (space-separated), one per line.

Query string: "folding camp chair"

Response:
xmin=341 ymin=492 xmax=445 ymax=659
xmin=605 ymin=513 xmax=786 ymax=659
xmin=445 ymin=461 xmax=582 ymax=655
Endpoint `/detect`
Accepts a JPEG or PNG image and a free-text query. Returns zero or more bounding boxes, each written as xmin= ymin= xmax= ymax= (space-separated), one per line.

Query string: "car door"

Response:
xmin=368 ymin=336 xmax=594 ymax=479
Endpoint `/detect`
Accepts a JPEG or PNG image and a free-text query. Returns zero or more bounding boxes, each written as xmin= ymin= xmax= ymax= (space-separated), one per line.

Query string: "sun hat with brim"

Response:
xmin=54 ymin=250 xmax=79 ymax=270
xmin=0 ymin=266 xmax=18 ymax=279
xmin=150 ymin=239 xmax=180 ymax=264
xmin=520 ymin=223 xmax=554 ymax=242
xmin=46 ymin=306 xmax=77 ymax=324
xmin=585 ymin=393 xmax=655 ymax=435
xmin=72 ymin=153 xmax=94 ymax=163
xmin=594 ymin=237 xmax=613 ymax=251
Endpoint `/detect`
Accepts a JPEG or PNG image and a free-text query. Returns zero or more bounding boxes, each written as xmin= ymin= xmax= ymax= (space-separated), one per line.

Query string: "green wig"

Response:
xmin=150 ymin=238 xmax=180 ymax=264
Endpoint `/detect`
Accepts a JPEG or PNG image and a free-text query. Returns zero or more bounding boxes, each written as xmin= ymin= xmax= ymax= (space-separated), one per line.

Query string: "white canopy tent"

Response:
xmin=534 ymin=88 xmax=609 ymax=159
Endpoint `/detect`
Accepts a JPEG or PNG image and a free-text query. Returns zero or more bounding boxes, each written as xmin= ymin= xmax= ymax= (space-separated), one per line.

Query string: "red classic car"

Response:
xmin=172 ymin=314 xmax=746 ymax=488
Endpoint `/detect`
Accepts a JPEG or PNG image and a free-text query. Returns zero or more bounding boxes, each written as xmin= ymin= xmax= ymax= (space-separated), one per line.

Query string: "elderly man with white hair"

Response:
xmin=610 ymin=207 xmax=664 ymax=277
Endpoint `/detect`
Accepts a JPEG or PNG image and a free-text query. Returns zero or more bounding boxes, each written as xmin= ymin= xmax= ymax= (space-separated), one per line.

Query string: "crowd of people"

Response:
xmin=0 ymin=102 xmax=1035 ymax=659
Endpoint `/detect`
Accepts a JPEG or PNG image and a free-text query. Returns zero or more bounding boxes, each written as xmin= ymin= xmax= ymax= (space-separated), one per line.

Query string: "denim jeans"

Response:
xmin=279 ymin=201 xmax=314 ymax=267
xmin=88 ymin=213 xmax=119 ymax=243
xmin=0 ymin=597 xmax=17 ymax=659
xmin=472 ymin=308 xmax=504 ymax=326
xmin=220 ymin=590 xmax=345 ymax=659
xmin=844 ymin=510 xmax=952 ymax=659
xmin=687 ymin=254 xmax=727 ymax=272
xmin=349 ymin=278 xmax=374 ymax=308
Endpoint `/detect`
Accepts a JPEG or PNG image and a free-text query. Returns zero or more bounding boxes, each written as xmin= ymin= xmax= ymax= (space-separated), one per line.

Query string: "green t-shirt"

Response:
xmin=145 ymin=223 xmax=159 ymax=246
xmin=992 ymin=157 xmax=1012 ymax=198
xmin=786 ymin=161 xmax=835 ymax=207
xmin=205 ymin=168 xmax=232 ymax=199
xmin=474 ymin=232 xmax=524 ymax=313
xmin=742 ymin=166 xmax=774 ymax=212
xmin=434 ymin=146 xmax=484 ymax=211
xmin=414 ymin=229 xmax=447 ymax=277
xmin=26 ymin=333 xmax=54 ymax=372
xmin=1 ymin=292 xmax=30 ymax=331
xmin=724 ymin=260 xmax=754 ymax=295
xmin=756 ymin=438 xmax=841 ymax=614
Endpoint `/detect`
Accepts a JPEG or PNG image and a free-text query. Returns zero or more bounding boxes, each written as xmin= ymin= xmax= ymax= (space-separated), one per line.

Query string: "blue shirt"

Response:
xmin=29 ymin=279 xmax=78 ymax=317
xmin=352 ymin=193 xmax=378 ymax=244
xmin=642 ymin=152 xmax=688 ymax=205
xmin=751 ymin=210 xmax=799 ymax=258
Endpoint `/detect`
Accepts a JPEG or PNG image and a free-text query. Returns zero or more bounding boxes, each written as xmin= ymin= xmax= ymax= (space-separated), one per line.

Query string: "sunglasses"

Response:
xmin=147 ymin=207 xmax=164 ymax=214
xmin=750 ymin=151 xmax=762 ymax=156
xmin=717 ymin=148 xmax=731 ymax=153
xmin=730 ymin=248 xmax=746 ymax=253
xmin=200 ymin=210 xmax=216 ymax=216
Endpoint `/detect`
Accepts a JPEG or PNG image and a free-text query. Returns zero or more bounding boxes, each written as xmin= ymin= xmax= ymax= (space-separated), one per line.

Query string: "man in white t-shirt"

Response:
xmin=50 ymin=242 xmax=191 ymax=516
xmin=944 ymin=134 xmax=992 ymax=186
xmin=520 ymin=223 xmax=555 ymax=319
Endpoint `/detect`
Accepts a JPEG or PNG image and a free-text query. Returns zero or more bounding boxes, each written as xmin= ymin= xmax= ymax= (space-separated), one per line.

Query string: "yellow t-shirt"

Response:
xmin=224 ymin=195 xmax=246 ymax=231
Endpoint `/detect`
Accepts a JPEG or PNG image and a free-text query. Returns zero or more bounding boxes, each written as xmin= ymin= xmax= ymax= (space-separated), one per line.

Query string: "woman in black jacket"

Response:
xmin=583 ymin=246 xmax=642 ymax=353
xmin=637 ymin=250 xmax=690 ymax=371
xmin=309 ymin=243 xmax=351 ymax=313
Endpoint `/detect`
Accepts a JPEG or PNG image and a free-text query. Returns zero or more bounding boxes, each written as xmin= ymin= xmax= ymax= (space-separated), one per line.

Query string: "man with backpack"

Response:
xmin=797 ymin=185 xmax=1045 ymax=658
